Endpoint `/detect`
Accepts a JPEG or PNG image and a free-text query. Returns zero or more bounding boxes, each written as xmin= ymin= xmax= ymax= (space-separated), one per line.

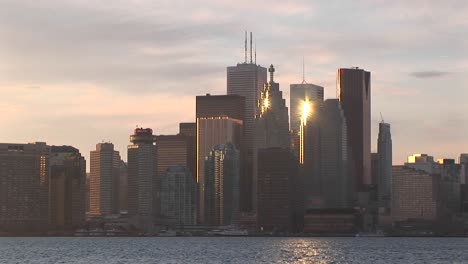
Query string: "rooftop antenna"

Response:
xmin=380 ymin=112 xmax=385 ymax=123
xmin=301 ymin=56 xmax=307 ymax=84
xmin=250 ymin=32 xmax=253 ymax=64
xmin=244 ymin=31 xmax=247 ymax=63
xmin=254 ymin=37 xmax=257 ymax=65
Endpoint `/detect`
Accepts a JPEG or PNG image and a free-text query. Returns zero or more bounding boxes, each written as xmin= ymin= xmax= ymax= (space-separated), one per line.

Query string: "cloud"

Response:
xmin=410 ymin=71 xmax=452 ymax=78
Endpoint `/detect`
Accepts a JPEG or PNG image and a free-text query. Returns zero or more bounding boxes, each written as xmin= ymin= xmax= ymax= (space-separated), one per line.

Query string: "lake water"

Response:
xmin=1 ymin=237 xmax=467 ymax=263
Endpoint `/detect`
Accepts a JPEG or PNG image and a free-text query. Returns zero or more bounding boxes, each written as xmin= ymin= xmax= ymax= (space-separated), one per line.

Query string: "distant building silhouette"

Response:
xmin=127 ymin=128 xmax=157 ymax=231
xmin=377 ymin=122 xmax=392 ymax=210
xmin=160 ymin=166 xmax=197 ymax=226
xmin=119 ymin=160 xmax=128 ymax=212
xmin=337 ymin=67 xmax=371 ymax=190
xmin=156 ymin=134 xmax=195 ymax=181
xmin=227 ymin=62 xmax=267 ymax=212
xmin=50 ymin=145 xmax=86 ymax=229
xmin=89 ymin=143 xmax=121 ymax=217
xmin=204 ymin=143 xmax=240 ymax=226
xmin=179 ymin=122 xmax=196 ymax=137
xmin=0 ymin=142 xmax=50 ymax=231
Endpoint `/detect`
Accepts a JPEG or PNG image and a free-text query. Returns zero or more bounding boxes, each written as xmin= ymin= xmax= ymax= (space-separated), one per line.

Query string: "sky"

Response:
xmin=1 ymin=0 xmax=467 ymax=168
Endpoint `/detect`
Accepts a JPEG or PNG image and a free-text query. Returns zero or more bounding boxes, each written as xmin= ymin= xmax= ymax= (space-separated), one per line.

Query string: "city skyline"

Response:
xmin=1 ymin=1 xmax=468 ymax=167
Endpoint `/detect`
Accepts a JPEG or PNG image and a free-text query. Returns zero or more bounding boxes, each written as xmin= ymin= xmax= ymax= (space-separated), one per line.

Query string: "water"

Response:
xmin=0 ymin=237 xmax=467 ymax=263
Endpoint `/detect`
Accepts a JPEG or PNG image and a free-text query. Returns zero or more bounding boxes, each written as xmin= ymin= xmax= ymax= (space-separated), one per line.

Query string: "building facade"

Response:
xmin=204 ymin=143 xmax=240 ymax=226
xmin=127 ymin=128 xmax=157 ymax=231
xmin=50 ymin=146 xmax=86 ymax=229
xmin=337 ymin=67 xmax=371 ymax=190
xmin=89 ymin=143 xmax=121 ymax=217
xmin=160 ymin=166 xmax=197 ymax=226
xmin=0 ymin=142 xmax=50 ymax=231
xmin=377 ymin=122 xmax=392 ymax=209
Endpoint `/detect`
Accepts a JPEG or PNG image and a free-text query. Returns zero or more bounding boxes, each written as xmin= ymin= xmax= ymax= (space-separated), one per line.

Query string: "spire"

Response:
xmin=301 ymin=56 xmax=307 ymax=84
xmin=250 ymin=32 xmax=253 ymax=64
xmin=254 ymin=37 xmax=257 ymax=65
xmin=269 ymin=64 xmax=275 ymax=82
xmin=244 ymin=31 xmax=247 ymax=64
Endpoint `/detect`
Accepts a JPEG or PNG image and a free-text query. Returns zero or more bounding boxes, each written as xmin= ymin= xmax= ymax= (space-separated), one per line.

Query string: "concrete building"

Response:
xmin=196 ymin=94 xmax=244 ymax=223
xmin=50 ymin=146 xmax=86 ymax=229
xmin=337 ymin=67 xmax=371 ymax=190
xmin=257 ymin=147 xmax=298 ymax=233
xmin=227 ymin=62 xmax=267 ymax=213
xmin=160 ymin=166 xmax=197 ymax=226
xmin=89 ymin=143 xmax=121 ymax=217
xmin=377 ymin=122 xmax=392 ymax=209
xmin=0 ymin=142 xmax=50 ymax=231
xmin=204 ymin=143 xmax=240 ymax=226
xmin=392 ymin=166 xmax=437 ymax=222
xmin=318 ymin=99 xmax=352 ymax=209
xmin=127 ymin=128 xmax=157 ymax=231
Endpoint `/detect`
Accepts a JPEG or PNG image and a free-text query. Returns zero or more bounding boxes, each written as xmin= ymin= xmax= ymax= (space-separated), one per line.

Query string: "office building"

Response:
xmin=89 ymin=143 xmax=121 ymax=217
xmin=127 ymin=128 xmax=157 ymax=230
xmin=156 ymin=135 xmax=195 ymax=180
xmin=460 ymin=154 xmax=468 ymax=184
xmin=227 ymin=59 xmax=267 ymax=213
xmin=160 ymin=166 xmax=197 ymax=226
xmin=0 ymin=142 xmax=50 ymax=231
xmin=196 ymin=94 xmax=244 ymax=223
xmin=204 ymin=143 xmax=240 ymax=226
xmin=392 ymin=166 xmax=437 ymax=221
xmin=119 ymin=160 xmax=128 ymax=212
xmin=337 ymin=67 xmax=371 ymax=190
xmin=257 ymin=147 xmax=298 ymax=232
xmin=50 ymin=146 xmax=86 ymax=229
xmin=179 ymin=122 xmax=196 ymax=137
xmin=377 ymin=122 xmax=392 ymax=209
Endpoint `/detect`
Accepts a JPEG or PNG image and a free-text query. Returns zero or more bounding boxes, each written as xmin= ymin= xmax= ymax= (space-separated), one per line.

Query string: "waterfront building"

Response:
xmin=337 ymin=67 xmax=371 ymax=190
xmin=127 ymin=128 xmax=157 ymax=231
xmin=377 ymin=122 xmax=392 ymax=209
xmin=50 ymin=145 xmax=86 ymax=229
xmin=160 ymin=166 xmax=197 ymax=226
xmin=204 ymin=144 xmax=240 ymax=226
xmin=89 ymin=143 xmax=121 ymax=217
xmin=0 ymin=142 xmax=50 ymax=231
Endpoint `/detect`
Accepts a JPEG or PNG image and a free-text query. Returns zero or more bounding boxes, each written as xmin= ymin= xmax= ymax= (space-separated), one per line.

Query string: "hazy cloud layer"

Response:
xmin=1 ymin=0 xmax=468 ymax=165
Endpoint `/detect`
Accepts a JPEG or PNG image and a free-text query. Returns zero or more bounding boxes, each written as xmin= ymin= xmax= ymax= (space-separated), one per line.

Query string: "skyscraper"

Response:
xmin=337 ymin=67 xmax=371 ymax=190
xmin=377 ymin=122 xmax=392 ymax=209
xmin=179 ymin=122 xmax=196 ymax=137
xmin=127 ymin=128 xmax=157 ymax=231
xmin=89 ymin=143 xmax=121 ymax=217
xmin=156 ymin=135 xmax=194 ymax=179
xmin=204 ymin=143 xmax=240 ymax=226
xmin=119 ymin=160 xmax=128 ymax=212
xmin=160 ymin=166 xmax=197 ymax=226
xmin=0 ymin=142 xmax=50 ymax=231
xmin=227 ymin=61 xmax=267 ymax=213
xmin=196 ymin=94 xmax=244 ymax=223
xmin=257 ymin=147 xmax=298 ymax=232
xmin=50 ymin=145 xmax=86 ymax=229
xmin=460 ymin=154 xmax=468 ymax=184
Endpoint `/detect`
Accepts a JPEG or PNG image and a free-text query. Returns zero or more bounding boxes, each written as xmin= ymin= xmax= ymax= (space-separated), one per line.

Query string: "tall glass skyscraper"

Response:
xmin=337 ymin=67 xmax=371 ymax=190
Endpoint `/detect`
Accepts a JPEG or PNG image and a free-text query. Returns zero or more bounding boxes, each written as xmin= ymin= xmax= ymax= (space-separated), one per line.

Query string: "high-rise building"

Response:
xmin=257 ymin=147 xmax=298 ymax=232
xmin=392 ymin=166 xmax=437 ymax=221
xmin=204 ymin=143 xmax=240 ymax=226
xmin=0 ymin=142 xmax=50 ymax=231
xmin=196 ymin=94 xmax=244 ymax=223
xmin=89 ymin=143 xmax=121 ymax=217
xmin=50 ymin=146 xmax=86 ymax=229
xmin=227 ymin=61 xmax=267 ymax=213
xmin=127 ymin=128 xmax=157 ymax=231
xmin=318 ymin=99 xmax=352 ymax=209
xmin=337 ymin=67 xmax=371 ymax=190
xmin=290 ymin=83 xmax=324 ymax=159
xmin=178 ymin=122 xmax=197 ymax=181
xmin=119 ymin=160 xmax=128 ymax=212
xmin=156 ymin=135 xmax=195 ymax=180
xmin=405 ymin=153 xmax=435 ymax=173
xmin=377 ymin=122 xmax=392 ymax=209
xmin=460 ymin=154 xmax=468 ymax=184
xmin=160 ymin=166 xmax=197 ymax=226
xmin=179 ymin=122 xmax=196 ymax=137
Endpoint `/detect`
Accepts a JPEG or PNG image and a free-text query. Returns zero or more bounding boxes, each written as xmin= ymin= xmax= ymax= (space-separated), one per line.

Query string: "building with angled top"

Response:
xmin=50 ymin=145 xmax=86 ymax=229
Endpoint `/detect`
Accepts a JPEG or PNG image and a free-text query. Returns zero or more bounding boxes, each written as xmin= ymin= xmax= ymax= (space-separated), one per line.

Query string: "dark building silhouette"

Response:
xmin=337 ymin=67 xmax=371 ymax=190
xmin=50 ymin=146 xmax=86 ymax=229
xmin=377 ymin=122 xmax=392 ymax=210
xmin=156 ymin=135 xmax=196 ymax=181
xmin=204 ymin=143 xmax=240 ymax=226
xmin=179 ymin=122 xmax=196 ymax=137
xmin=127 ymin=128 xmax=157 ymax=231
xmin=257 ymin=147 xmax=298 ymax=233
xmin=119 ymin=160 xmax=128 ymax=212
xmin=0 ymin=142 xmax=50 ymax=231
xmin=227 ymin=61 xmax=267 ymax=213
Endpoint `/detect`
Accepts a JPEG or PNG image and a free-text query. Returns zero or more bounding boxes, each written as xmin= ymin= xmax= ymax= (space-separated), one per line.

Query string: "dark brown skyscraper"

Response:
xmin=155 ymin=135 xmax=195 ymax=180
xmin=337 ymin=67 xmax=371 ymax=190
xmin=257 ymin=147 xmax=298 ymax=232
